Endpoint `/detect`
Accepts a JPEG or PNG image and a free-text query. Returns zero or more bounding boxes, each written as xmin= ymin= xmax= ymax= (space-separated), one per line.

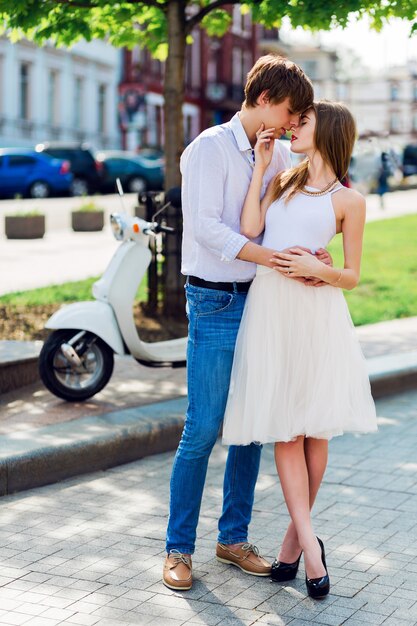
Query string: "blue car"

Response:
xmin=0 ymin=148 xmax=73 ymax=198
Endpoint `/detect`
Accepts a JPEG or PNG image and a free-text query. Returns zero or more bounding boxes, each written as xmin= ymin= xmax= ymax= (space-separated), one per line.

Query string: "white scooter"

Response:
xmin=39 ymin=183 xmax=187 ymax=402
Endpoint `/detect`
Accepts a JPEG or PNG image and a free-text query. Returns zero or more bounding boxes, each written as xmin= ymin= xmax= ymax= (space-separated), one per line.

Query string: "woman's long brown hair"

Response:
xmin=270 ymin=100 xmax=357 ymax=203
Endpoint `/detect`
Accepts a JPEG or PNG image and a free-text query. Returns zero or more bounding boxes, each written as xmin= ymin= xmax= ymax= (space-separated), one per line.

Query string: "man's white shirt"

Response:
xmin=180 ymin=112 xmax=292 ymax=282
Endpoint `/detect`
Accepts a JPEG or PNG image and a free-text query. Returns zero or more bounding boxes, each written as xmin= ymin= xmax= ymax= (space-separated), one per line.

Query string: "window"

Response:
xmin=47 ymin=70 xmax=59 ymax=126
xmin=413 ymin=84 xmax=417 ymax=102
xmin=9 ymin=155 xmax=36 ymax=167
xmin=184 ymin=114 xmax=192 ymax=146
xmin=302 ymin=60 xmax=318 ymax=81
xmin=0 ymin=56 xmax=3 ymax=115
xmin=98 ymin=84 xmax=106 ymax=134
xmin=390 ymin=112 xmax=400 ymax=132
xmin=74 ymin=77 xmax=83 ymax=129
xmin=232 ymin=6 xmax=242 ymax=33
xmin=232 ymin=48 xmax=244 ymax=86
xmin=20 ymin=63 xmax=30 ymax=120
xmin=390 ymin=84 xmax=399 ymax=101
xmin=336 ymin=83 xmax=348 ymax=100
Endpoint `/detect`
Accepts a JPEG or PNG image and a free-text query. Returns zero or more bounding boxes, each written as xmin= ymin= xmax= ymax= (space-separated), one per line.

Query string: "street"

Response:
xmin=0 ymin=389 xmax=416 ymax=625
xmin=1 ymin=188 xmax=417 ymax=297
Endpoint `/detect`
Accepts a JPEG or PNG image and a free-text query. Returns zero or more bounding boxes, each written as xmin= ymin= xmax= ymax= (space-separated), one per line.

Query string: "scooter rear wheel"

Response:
xmin=39 ymin=329 xmax=114 ymax=402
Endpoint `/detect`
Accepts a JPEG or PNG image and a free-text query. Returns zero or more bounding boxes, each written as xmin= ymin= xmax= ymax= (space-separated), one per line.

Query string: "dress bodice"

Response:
xmin=261 ymin=185 xmax=342 ymax=253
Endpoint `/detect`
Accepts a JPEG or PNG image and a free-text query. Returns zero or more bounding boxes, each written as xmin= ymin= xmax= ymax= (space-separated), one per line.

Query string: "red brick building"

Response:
xmin=119 ymin=9 xmax=278 ymax=150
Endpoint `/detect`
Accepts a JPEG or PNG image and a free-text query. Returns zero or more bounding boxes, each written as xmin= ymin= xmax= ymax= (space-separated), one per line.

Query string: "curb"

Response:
xmin=369 ymin=351 xmax=417 ymax=398
xmin=0 ymin=397 xmax=187 ymax=496
xmin=0 ymin=341 xmax=42 ymax=394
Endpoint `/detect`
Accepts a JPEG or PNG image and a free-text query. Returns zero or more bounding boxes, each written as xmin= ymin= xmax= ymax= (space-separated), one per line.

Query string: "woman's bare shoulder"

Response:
xmin=333 ymin=186 xmax=366 ymax=212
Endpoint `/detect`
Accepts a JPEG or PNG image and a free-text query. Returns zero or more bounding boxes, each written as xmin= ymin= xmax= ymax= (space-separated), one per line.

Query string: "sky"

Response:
xmin=280 ymin=16 xmax=417 ymax=71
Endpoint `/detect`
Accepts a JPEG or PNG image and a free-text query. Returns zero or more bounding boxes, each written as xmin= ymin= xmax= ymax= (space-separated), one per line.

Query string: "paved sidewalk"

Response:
xmin=0 ymin=388 xmax=416 ymax=625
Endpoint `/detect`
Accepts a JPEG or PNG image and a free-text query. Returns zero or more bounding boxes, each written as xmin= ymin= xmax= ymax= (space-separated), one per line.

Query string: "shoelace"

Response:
xmin=169 ymin=549 xmax=191 ymax=567
xmin=241 ymin=542 xmax=260 ymax=556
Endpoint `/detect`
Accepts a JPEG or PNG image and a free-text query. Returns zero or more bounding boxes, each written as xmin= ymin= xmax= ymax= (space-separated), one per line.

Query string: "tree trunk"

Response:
xmin=163 ymin=0 xmax=186 ymax=317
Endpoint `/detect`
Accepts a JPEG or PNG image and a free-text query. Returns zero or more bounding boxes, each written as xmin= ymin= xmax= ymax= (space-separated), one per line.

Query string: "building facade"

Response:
xmin=341 ymin=65 xmax=417 ymax=145
xmin=0 ymin=37 xmax=121 ymax=149
xmin=259 ymin=32 xmax=339 ymax=101
xmin=119 ymin=7 xmax=262 ymax=150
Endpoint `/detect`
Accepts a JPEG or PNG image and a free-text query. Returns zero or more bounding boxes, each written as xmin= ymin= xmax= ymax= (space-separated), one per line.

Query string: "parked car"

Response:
xmin=35 ymin=142 xmax=103 ymax=195
xmin=0 ymin=148 xmax=73 ymax=199
xmin=95 ymin=150 xmax=165 ymax=193
xmin=402 ymin=144 xmax=417 ymax=177
xmin=136 ymin=147 xmax=165 ymax=165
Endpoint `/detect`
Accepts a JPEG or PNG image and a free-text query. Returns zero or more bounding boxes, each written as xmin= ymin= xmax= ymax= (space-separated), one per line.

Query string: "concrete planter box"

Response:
xmin=5 ymin=215 xmax=46 ymax=239
xmin=71 ymin=211 xmax=104 ymax=232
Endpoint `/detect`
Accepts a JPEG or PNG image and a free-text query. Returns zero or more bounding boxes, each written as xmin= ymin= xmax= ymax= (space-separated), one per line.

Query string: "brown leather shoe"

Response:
xmin=216 ymin=542 xmax=271 ymax=576
xmin=163 ymin=550 xmax=193 ymax=591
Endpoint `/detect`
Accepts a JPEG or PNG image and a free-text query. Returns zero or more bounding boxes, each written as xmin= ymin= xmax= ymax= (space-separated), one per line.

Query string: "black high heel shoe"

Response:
xmin=305 ymin=537 xmax=330 ymax=599
xmin=271 ymin=552 xmax=302 ymax=582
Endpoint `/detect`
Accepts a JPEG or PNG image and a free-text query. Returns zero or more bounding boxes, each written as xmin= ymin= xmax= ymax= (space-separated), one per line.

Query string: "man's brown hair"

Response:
xmin=244 ymin=54 xmax=314 ymax=114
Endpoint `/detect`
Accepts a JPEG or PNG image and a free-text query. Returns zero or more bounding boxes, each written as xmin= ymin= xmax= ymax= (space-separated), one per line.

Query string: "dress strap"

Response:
xmin=329 ymin=183 xmax=344 ymax=195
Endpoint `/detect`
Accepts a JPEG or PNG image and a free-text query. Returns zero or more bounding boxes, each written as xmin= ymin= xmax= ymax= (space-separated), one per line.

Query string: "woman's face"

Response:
xmin=290 ymin=109 xmax=316 ymax=154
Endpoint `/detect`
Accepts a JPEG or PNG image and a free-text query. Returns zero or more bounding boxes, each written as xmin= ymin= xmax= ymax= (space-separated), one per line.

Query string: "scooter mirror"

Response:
xmin=116 ymin=178 xmax=124 ymax=196
xmin=165 ymin=186 xmax=182 ymax=209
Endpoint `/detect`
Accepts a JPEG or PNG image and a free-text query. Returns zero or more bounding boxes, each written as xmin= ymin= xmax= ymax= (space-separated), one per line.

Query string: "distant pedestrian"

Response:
xmin=376 ymin=152 xmax=391 ymax=209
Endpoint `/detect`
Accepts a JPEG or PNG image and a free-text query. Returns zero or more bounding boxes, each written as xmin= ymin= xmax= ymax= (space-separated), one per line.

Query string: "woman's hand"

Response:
xmin=271 ymin=247 xmax=326 ymax=279
xmin=254 ymin=123 xmax=275 ymax=171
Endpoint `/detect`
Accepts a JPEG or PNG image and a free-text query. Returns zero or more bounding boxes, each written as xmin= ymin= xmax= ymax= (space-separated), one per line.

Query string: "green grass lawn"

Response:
xmin=1 ymin=214 xmax=416 ymax=327
xmin=0 ymin=275 xmax=148 ymax=306
xmin=328 ymin=213 xmax=417 ymax=325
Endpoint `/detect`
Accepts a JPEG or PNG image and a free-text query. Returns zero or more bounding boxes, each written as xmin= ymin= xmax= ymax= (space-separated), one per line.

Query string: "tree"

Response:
xmin=1 ymin=0 xmax=415 ymax=312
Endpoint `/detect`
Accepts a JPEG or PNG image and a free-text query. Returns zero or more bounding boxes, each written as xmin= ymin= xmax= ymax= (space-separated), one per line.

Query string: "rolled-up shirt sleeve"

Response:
xmin=181 ymin=135 xmax=249 ymax=262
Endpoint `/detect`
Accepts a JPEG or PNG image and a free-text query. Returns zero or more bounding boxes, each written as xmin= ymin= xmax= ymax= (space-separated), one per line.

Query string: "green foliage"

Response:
xmin=6 ymin=209 xmax=44 ymax=217
xmin=201 ymin=9 xmax=232 ymax=37
xmin=74 ymin=201 xmax=103 ymax=213
xmin=0 ymin=0 xmax=415 ymax=60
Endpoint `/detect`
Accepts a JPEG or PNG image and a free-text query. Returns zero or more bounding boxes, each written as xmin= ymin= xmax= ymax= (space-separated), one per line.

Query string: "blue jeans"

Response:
xmin=166 ymin=282 xmax=262 ymax=554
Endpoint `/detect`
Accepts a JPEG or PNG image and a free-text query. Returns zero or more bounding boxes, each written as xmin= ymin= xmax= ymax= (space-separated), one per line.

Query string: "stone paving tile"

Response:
xmin=0 ymin=390 xmax=416 ymax=626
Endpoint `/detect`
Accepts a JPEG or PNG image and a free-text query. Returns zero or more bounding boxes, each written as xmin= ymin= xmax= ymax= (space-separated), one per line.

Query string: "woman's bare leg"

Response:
xmin=274 ymin=437 xmax=326 ymax=578
xmin=278 ymin=438 xmax=328 ymax=563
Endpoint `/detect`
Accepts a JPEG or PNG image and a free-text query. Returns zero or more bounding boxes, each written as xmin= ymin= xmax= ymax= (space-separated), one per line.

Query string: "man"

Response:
xmin=163 ymin=55 xmax=327 ymax=591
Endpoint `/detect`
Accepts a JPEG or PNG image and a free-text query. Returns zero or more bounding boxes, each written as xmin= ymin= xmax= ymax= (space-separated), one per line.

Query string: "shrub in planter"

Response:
xmin=71 ymin=201 xmax=104 ymax=232
xmin=5 ymin=210 xmax=46 ymax=239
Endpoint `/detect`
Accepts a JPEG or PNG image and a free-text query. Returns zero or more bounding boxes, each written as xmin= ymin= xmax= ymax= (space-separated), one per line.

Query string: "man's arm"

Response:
xmin=182 ymin=136 xmax=249 ymax=263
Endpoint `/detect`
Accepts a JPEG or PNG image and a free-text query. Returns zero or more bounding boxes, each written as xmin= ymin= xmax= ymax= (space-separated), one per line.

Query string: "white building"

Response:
xmin=259 ymin=33 xmax=338 ymax=100
xmin=0 ymin=37 xmax=121 ymax=149
xmin=342 ymin=65 xmax=417 ymax=145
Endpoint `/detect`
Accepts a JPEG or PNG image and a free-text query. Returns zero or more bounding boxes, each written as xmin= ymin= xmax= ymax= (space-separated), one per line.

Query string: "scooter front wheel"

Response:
xmin=39 ymin=329 xmax=114 ymax=402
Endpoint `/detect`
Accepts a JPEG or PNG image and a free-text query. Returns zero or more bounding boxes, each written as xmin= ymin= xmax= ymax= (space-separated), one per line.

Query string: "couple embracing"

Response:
xmin=163 ymin=55 xmax=377 ymax=599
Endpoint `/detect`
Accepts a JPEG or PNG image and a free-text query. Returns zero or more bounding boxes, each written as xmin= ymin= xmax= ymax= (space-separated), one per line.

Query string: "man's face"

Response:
xmin=261 ymin=97 xmax=300 ymax=139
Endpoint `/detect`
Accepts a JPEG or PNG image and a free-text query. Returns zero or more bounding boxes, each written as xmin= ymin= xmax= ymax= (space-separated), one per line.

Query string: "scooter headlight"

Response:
xmin=110 ymin=213 xmax=124 ymax=240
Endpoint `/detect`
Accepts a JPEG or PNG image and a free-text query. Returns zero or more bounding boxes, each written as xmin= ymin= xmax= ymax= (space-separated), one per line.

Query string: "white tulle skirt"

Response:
xmin=222 ymin=266 xmax=377 ymax=445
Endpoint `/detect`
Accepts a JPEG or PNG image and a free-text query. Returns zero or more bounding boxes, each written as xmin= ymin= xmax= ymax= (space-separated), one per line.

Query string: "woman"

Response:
xmin=222 ymin=101 xmax=377 ymax=599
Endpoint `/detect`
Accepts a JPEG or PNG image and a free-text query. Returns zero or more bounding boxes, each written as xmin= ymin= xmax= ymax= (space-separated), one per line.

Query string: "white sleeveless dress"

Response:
xmin=222 ymin=185 xmax=377 ymax=445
